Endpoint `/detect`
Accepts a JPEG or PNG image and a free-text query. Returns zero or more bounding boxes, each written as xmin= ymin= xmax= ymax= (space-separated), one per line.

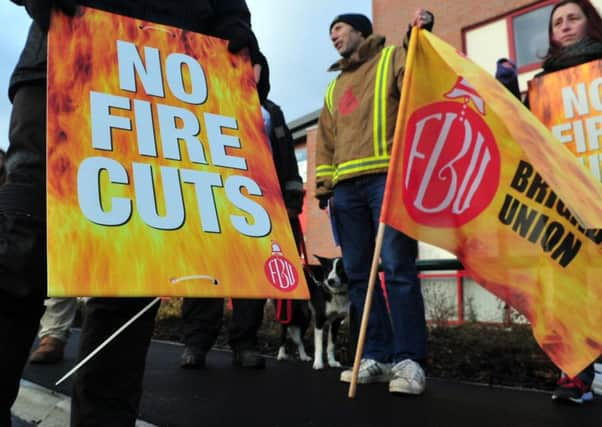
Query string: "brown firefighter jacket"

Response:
xmin=315 ymin=34 xmax=406 ymax=198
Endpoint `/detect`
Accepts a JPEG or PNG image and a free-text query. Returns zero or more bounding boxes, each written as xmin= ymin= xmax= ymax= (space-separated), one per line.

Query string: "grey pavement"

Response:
xmin=13 ymin=330 xmax=602 ymax=427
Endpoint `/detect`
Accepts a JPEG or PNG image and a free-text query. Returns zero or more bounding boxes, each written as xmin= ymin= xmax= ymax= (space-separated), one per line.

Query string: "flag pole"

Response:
xmin=55 ymin=297 xmax=161 ymax=386
xmin=348 ymin=222 xmax=386 ymax=398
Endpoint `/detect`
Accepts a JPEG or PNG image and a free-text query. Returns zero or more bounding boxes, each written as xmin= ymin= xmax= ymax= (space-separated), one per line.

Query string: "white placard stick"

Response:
xmin=55 ymin=274 xmax=219 ymax=386
xmin=55 ymin=296 xmax=161 ymax=386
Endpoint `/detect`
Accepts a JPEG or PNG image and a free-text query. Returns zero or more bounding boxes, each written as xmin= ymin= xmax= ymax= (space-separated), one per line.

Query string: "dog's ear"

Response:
xmin=313 ymin=254 xmax=330 ymax=268
xmin=307 ymin=258 xmax=326 ymax=282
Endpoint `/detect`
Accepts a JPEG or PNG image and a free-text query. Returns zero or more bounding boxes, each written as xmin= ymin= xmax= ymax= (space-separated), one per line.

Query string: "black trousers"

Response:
xmin=180 ymin=217 xmax=304 ymax=353
xmin=0 ymin=83 xmax=158 ymax=426
xmin=181 ymin=298 xmax=265 ymax=352
xmin=72 ymin=297 xmax=159 ymax=427
xmin=0 ymin=83 xmax=47 ymax=427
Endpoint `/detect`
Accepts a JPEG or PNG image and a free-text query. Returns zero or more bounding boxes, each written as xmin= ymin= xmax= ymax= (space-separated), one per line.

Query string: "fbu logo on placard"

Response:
xmin=264 ymin=241 xmax=299 ymax=292
xmin=403 ymin=77 xmax=501 ymax=227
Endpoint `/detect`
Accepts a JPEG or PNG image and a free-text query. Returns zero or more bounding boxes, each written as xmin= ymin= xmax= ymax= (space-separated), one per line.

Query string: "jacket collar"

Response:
xmin=328 ymin=34 xmax=386 ymax=72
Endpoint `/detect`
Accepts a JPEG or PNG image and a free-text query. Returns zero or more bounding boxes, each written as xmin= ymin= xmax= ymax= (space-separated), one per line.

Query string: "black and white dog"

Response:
xmin=276 ymin=255 xmax=350 ymax=370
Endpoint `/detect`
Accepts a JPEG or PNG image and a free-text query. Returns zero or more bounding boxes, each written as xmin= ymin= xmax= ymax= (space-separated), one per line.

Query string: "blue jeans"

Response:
xmin=333 ymin=174 xmax=427 ymax=363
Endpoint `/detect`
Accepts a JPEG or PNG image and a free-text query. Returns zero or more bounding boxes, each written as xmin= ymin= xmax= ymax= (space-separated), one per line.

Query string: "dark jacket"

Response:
xmin=8 ymin=0 xmax=252 ymax=101
xmin=263 ymin=99 xmax=304 ymax=215
xmin=525 ymin=38 xmax=602 ymax=109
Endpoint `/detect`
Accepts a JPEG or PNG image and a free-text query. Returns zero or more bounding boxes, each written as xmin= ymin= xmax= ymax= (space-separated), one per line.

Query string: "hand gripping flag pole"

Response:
xmin=55 ymin=274 xmax=219 ymax=386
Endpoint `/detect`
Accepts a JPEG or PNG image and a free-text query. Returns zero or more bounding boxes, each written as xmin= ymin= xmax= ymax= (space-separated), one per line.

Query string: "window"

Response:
xmin=510 ymin=2 xmax=554 ymax=71
xmin=295 ymin=147 xmax=307 ymax=183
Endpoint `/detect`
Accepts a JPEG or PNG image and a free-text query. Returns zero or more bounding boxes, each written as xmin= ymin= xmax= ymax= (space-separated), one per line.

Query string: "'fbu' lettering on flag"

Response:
xmin=382 ymin=28 xmax=602 ymax=377
xmin=46 ymin=7 xmax=308 ymax=300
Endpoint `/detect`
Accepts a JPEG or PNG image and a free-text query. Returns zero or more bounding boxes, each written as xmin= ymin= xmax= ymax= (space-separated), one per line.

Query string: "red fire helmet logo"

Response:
xmin=264 ymin=241 xmax=299 ymax=292
xmin=402 ymin=77 xmax=501 ymax=227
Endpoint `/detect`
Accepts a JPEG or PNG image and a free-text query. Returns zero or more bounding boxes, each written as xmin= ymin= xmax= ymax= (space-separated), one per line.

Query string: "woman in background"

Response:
xmin=530 ymin=0 xmax=602 ymax=405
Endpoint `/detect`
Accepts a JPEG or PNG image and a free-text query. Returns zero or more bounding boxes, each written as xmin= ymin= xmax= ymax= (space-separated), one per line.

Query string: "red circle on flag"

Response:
xmin=402 ymin=101 xmax=500 ymax=227
xmin=264 ymin=255 xmax=299 ymax=292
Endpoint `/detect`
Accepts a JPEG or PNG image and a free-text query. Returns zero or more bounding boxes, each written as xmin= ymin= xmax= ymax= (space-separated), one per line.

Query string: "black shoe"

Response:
xmin=180 ymin=346 xmax=206 ymax=369
xmin=232 ymin=349 xmax=266 ymax=369
xmin=551 ymin=375 xmax=593 ymax=405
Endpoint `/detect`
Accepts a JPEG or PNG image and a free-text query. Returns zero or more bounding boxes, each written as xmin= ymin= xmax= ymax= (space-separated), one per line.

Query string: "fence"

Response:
xmin=417 ymin=258 xmax=525 ymax=326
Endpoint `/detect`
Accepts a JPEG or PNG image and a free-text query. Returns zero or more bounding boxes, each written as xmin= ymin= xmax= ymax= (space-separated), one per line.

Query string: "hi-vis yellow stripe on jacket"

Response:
xmin=315 ymin=35 xmax=406 ymax=198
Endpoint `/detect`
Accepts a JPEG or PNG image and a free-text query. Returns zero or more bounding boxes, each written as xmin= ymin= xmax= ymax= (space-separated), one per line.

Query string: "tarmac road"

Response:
xmin=13 ymin=330 xmax=602 ymax=427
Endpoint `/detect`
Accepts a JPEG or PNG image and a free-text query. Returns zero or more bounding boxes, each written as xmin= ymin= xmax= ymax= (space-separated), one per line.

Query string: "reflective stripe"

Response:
xmin=321 ymin=46 xmax=396 ymax=184
xmin=316 ymin=164 xmax=335 ymax=178
xmin=373 ymin=46 xmax=395 ymax=157
xmin=325 ymin=79 xmax=337 ymax=113
xmin=333 ymin=155 xmax=390 ymax=183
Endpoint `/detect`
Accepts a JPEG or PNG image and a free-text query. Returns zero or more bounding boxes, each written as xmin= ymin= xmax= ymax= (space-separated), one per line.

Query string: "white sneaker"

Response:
xmin=340 ymin=359 xmax=392 ymax=384
xmin=389 ymin=359 xmax=426 ymax=395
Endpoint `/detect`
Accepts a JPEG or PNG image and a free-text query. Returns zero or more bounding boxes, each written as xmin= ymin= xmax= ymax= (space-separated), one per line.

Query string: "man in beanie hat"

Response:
xmin=314 ymin=9 xmax=434 ymax=396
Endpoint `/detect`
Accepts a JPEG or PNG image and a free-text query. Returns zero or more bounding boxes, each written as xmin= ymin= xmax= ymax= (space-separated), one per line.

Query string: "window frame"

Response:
xmin=506 ymin=0 xmax=556 ymax=73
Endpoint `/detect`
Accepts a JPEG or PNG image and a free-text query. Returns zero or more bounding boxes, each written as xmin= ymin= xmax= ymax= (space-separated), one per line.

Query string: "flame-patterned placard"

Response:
xmin=46 ymin=7 xmax=308 ymax=299
xmin=528 ymin=60 xmax=602 ymax=182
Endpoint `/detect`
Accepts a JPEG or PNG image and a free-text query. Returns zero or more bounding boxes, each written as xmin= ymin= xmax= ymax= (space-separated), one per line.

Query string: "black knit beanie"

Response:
xmin=329 ymin=13 xmax=373 ymax=37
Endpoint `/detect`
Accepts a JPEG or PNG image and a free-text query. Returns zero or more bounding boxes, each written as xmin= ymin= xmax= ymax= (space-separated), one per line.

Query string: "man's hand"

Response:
xmin=404 ymin=9 xmax=434 ymax=49
xmin=23 ymin=0 xmax=77 ymax=33
xmin=411 ymin=9 xmax=434 ymax=31
xmin=318 ymin=196 xmax=330 ymax=210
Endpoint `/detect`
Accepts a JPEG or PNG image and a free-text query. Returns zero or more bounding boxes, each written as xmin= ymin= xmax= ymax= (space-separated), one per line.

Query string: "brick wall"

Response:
xmin=302 ymin=128 xmax=341 ymax=261
xmin=374 ymin=0 xmax=537 ymax=49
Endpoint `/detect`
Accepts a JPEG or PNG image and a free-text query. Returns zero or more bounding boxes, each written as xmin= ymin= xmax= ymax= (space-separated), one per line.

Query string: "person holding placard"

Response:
xmin=526 ymin=0 xmax=602 ymax=405
xmin=180 ymin=53 xmax=305 ymax=371
xmin=1 ymin=1 xmax=265 ymax=425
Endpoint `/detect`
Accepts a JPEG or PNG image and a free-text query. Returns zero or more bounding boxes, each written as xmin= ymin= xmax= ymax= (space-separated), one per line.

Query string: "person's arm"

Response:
xmin=266 ymin=102 xmax=304 ymax=216
xmin=210 ymin=0 xmax=261 ymax=65
xmin=280 ymin=148 xmax=304 ymax=218
xmin=396 ymin=9 xmax=435 ymax=91
xmin=16 ymin=0 xmax=77 ymax=33
xmin=315 ymin=106 xmax=336 ymax=208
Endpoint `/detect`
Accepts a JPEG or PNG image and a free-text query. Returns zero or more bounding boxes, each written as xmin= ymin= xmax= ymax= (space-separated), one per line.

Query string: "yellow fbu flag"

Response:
xmin=381 ymin=29 xmax=602 ymax=376
xmin=46 ymin=7 xmax=308 ymax=300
